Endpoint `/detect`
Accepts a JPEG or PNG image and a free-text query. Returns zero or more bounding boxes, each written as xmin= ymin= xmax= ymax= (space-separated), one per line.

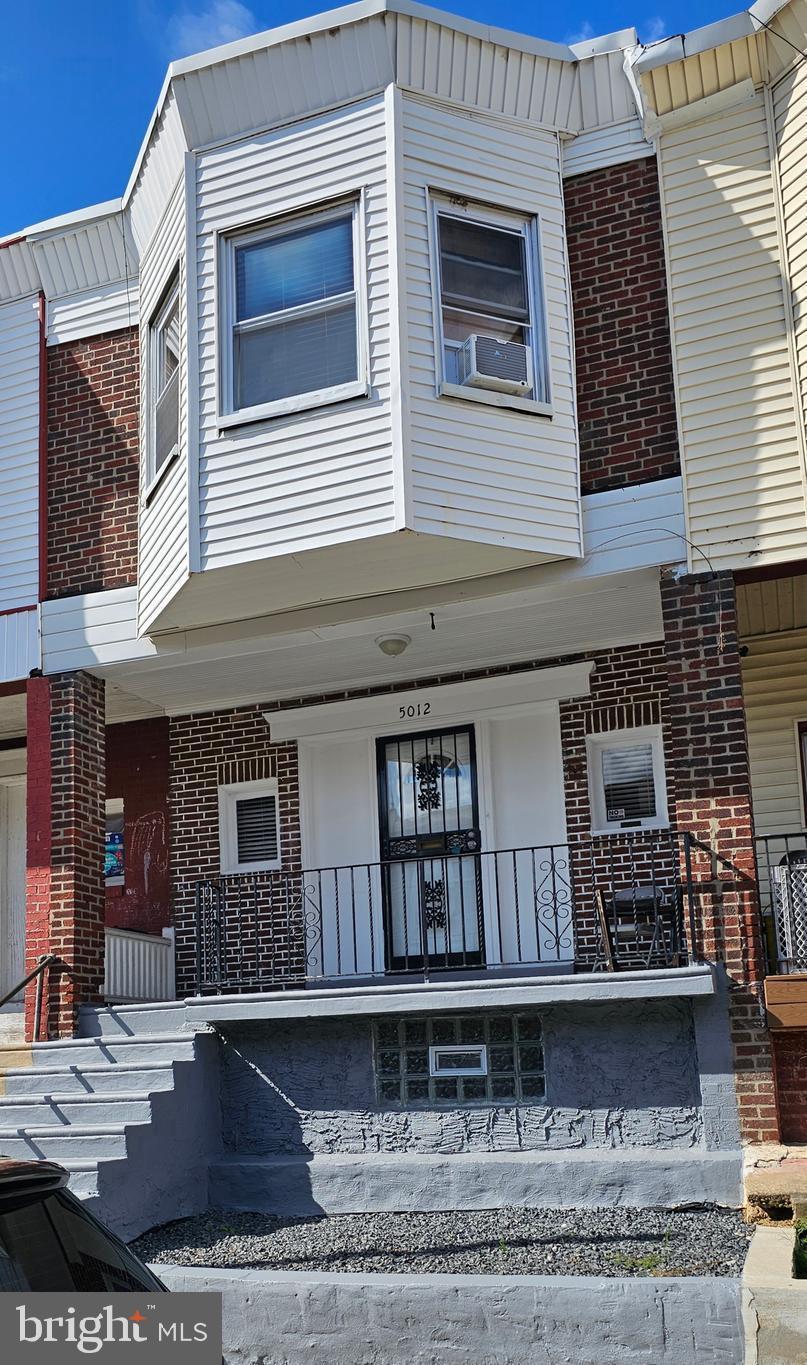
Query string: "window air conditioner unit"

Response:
xmin=457 ymin=334 xmax=533 ymax=395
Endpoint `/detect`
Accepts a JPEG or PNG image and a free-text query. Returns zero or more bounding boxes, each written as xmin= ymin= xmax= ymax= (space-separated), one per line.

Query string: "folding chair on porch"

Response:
xmin=594 ymin=885 xmax=680 ymax=971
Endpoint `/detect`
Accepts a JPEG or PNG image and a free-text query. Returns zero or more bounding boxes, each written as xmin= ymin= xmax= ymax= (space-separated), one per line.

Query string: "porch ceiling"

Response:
xmin=738 ymin=576 xmax=807 ymax=638
xmin=93 ymin=568 xmax=664 ymax=717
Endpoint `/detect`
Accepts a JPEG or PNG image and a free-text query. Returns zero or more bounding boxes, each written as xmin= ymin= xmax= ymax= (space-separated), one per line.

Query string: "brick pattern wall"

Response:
xmin=772 ymin=1032 xmax=807 ymax=1142
xmin=559 ymin=641 xmax=679 ymax=962
xmin=25 ymin=672 xmax=106 ymax=1039
xmin=661 ymin=570 xmax=777 ymax=1143
xmin=46 ymin=328 xmax=140 ymax=598
xmin=106 ymin=718 xmax=170 ymax=935
xmin=564 ymin=158 xmax=680 ymax=495
xmin=170 ymin=707 xmax=301 ymax=997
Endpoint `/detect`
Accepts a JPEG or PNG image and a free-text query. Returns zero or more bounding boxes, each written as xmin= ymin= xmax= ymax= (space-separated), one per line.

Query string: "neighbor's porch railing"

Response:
xmin=103 ymin=927 xmax=176 ymax=1003
xmin=193 ymin=834 xmax=694 ymax=994
xmin=755 ymin=833 xmax=807 ymax=974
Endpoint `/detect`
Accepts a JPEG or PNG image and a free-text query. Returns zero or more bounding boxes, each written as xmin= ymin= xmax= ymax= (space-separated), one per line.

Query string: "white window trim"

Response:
xmin=218 ymin=779 xmax=282 ymax=875
xmin=586 ymin=725 xmax=669 ymax=836
xmin=428 ymin=1044 xmax=488 ymax=1077
xmin=146 ymin=270 xmax=181 ymax=492
xmin=428 ymin=192 xmax=552 ymax=415
xmin=218 ymin=194 xmax=369 ymax=429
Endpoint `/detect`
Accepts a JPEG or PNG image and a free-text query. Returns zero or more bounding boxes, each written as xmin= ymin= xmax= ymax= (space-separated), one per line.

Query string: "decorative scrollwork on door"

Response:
xmin=422 ymin=877 xmax=447 ymax=930
xmin=415 ymin=757 xmax=443 ymax=811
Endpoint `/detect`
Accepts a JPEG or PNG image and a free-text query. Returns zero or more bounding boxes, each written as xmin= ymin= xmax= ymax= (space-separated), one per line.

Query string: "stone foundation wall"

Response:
xmin=220 ymin=1000 xmax=704 ymax=1157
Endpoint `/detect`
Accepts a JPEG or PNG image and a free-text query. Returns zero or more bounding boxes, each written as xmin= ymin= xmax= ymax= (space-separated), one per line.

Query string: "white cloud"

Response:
xmin=566 ymin=19 xmax=594 ymax=44
xmin=168 ymin=0 xmax=257 ymax=57
xmin=641 ymin=15 xmax=668 ymax=42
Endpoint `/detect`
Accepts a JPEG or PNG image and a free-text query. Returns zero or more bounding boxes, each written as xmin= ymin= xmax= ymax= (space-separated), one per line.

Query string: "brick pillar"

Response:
xmin=661 ymin=569 xmax=778 ymax=1143
xmin=25 ymin=672 xmax=105 ymax=1039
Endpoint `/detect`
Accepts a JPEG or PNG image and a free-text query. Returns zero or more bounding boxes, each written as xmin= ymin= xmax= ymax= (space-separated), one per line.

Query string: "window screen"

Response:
xmin=151 ymin=275 xmax=180 ymax=476
xmin=235 ymin=793 xmax=279 ymax=865
xmin=436 ymin=211 xmax=541 ymax=395
xmin=231 ymin=208 xmax=358 ymax=411
xmin=601 ymin=743 xmax=657 ymax=823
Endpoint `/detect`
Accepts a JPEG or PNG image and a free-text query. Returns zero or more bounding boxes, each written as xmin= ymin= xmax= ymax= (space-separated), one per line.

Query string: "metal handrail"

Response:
xmin=0 ymin=954 xmax=60 ymax=1042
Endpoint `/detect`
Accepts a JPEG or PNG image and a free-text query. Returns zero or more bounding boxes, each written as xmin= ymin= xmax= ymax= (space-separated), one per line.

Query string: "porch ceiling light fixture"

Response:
xmin=375 ymin=633 xmax=411 ymax=658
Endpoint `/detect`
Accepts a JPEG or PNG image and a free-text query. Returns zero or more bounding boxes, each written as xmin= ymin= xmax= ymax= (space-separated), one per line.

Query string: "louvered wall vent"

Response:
xmin=236 ymin=794 xmax=279 ymax=864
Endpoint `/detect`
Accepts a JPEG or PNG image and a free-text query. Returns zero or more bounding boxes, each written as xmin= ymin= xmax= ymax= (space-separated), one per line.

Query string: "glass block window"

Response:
xmin=373 ymin=1013 xmax=545 ymax=1107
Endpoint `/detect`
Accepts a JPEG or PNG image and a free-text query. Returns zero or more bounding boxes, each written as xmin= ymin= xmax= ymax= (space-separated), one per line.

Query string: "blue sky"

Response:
xmin=1 ymin=0 xmax=743 ymax=236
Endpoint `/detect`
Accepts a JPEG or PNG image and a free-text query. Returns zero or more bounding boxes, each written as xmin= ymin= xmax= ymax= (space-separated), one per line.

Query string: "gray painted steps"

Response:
xmin=0 ymin=1094 xmax=154 ymax=1126
xmin=1 ymin=1062 xmax=182 ymax=1096
xmin=0 ymin=1125 xmax=131 ymax=1162
xmin=78 ymin=1003 xmax=190 ymax=1037
xmin=0 ymin=1034 xmax=200 ymax=1069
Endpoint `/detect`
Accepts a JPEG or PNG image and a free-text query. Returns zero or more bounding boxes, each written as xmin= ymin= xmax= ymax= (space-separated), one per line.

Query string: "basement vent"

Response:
xmin=235 ymin=794 xmax=279 ymax=865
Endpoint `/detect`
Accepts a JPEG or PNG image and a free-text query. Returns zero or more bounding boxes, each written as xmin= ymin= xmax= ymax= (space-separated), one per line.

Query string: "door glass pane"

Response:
xmin=381 ymin=731 xmax=474 ymax=839
xmin=235 ymin=300 xmax=357 ymax=407
xmin=236 ymin=215 xmax=354 ymax=320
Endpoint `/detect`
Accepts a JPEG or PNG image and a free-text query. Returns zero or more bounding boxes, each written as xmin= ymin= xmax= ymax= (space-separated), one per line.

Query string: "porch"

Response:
xmin=192 ymin=831 xmax=696 ymax=997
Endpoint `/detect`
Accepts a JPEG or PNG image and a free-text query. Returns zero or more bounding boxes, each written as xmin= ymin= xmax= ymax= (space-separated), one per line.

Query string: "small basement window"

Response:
xmin=218 ymin=780 xmax=281 ymax=874
xmin=374 ymin=1014 xmax=544 ymax=1107
xmin=587 ymin=727 xmax=669 ymax=835
xmin=433 ymin=198 xmax=549 ymax=405
xmin=148 ymin=270 xmax=180 ymax=482
xmin=220 ymin=197 xmax=366 ymax=423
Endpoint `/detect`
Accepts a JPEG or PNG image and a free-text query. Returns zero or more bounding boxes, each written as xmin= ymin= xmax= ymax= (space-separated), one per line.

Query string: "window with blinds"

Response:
xmin=149 ymin=270 xmax=180 ymax=482
xmin=218 ymin=780 xmax=281 ymax=873
xmin=586 ymin=728 xmax=668 ymax=834
xmin=222 ymin=198 xmax=364 ymax=421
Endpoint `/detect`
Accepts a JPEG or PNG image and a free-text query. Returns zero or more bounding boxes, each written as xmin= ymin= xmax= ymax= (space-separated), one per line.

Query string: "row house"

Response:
xmin=0 ymin=0 xmax=803 ymax=1235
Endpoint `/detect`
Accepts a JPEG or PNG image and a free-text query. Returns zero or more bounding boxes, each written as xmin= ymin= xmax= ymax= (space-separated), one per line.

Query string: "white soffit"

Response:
xmin=265 ymin=663 xmax=594 ymax=740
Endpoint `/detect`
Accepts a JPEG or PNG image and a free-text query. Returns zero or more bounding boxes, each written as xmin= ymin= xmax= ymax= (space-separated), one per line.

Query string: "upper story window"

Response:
xmin=149 ymin=272 xmax=180 ymax=483
xmin=586 ymin=727 xmax=669 ymax=835
xmin=221 ymin=197 xmax=366 ymax=425
xmin=434 ymin=200 xmax=549 ymax=410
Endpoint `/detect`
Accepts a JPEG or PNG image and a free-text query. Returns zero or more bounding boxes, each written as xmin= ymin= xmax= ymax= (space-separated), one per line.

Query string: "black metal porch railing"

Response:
xmin=193 ymin=833 xmax=694 ymax=994
xmin=755 ymin=832 xmax=807 ymax=973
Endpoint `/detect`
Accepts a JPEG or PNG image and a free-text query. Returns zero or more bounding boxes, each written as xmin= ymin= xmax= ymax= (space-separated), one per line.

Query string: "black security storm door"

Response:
xmin=376 ymin=725 xmax=485 ymax=971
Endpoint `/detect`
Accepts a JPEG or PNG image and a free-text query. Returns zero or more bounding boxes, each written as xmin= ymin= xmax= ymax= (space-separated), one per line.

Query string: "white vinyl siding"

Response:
xmin=400 ymin=93 xmax=581 ymax=559
xmin=562 ymin=118 xmax=653 ymax=178
xmin=0 ymin=608 xmax=39 ymax=684
xmin=195 ymin=95 xmax=395 ymax=574
xmin=743 ymin=629 xmax=807 ymax=836
xmin=658 ymin=97 xmax=807 ymax=570
xmin=137 ymin=181 xmax=189 ymax=634
xmin=0 ymin=294 xmax=40 ymax=612
xmin=126 ymin=91 xmax=188 ymax=257
xmin=773 ymin=62 xmax=807 ymax=522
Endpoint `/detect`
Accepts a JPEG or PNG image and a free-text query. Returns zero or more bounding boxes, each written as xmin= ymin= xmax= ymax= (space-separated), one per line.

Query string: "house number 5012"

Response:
xmin=399 ymin=702 xmax=431 ymax=719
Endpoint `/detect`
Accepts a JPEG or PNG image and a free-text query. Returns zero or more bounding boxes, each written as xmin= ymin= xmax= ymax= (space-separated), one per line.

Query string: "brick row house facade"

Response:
xmin=0 ymin=0 xmax=804 ymax=1238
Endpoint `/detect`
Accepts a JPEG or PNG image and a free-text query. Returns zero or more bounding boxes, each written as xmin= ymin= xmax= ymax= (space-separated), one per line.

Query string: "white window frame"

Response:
xmin=218 ymin=779 xmax=282 ymax=875
xmin=428 ymin=1044 xmax=488 ymax=1077
xmin=146 ymin=270 xmax=181 ymax=495
xmin=586 ymin=726 xmax=669 ymax=836
xmin=429 ymin=193 xmax=552 ymax=416
xmin=218 ymin=195 xmax=369 ymax=428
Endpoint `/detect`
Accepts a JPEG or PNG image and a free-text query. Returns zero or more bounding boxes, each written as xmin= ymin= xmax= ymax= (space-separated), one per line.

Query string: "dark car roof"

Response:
xmin=0 ymin=1158 xmax=68 ymax=1199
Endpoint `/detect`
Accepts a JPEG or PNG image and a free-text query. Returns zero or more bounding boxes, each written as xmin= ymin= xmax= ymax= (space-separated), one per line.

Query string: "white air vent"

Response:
xmin=457 ymin=334 xmax=533 ymax=395
xmin=236 ymin=794 xmax=279 ymax=865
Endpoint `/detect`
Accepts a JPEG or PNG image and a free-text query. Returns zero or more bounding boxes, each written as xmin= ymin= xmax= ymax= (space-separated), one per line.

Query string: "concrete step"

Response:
xmin=0 ymin=1125 xmax=133 ymax=1163
xmin=0 ymin=1033 xmax=200 ymax=1070
xmin=1 ymin=1061 xmax=180 ymax=1097
xmin=0 ymin=1008 xmax=24 ymax=1046
xmin=77 ymin=1002 xmax=190 ymax=1038
xmin=0 ymin=1093 xmax=154 ymax=1126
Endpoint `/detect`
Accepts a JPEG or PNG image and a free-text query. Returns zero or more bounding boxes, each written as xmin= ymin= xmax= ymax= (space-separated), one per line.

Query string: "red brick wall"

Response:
xmin=106 ymin=719 xmax=170 ymax=935
xmin=564 ymin=158 xmax=680 ymax=495
xmin=559 ymin=640 xmax=679 ymax=961
xmin=46 ymin=328 xmax=139 ymax=598
xmin=660 ymin=570 xmax=777 ymax=1143
xmin=170 ymin=707 xmax=301 ymax=997
xmin=25 ymin=672 xmax=106 ymax=1038
xmin=772 ymin=1032 xmax=807 ymax=1142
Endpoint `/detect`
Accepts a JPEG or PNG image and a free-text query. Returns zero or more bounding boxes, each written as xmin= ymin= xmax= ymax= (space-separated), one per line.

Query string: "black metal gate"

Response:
xmin=376 ymin=725 xmax=485 ymax=971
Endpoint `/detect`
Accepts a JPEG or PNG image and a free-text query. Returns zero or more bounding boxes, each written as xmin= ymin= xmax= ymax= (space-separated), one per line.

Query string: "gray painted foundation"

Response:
xmin=210 ymin=1147 xmax=743 ymax=1215
xmin=156 ymin=1263 xmax=745 ymax=1365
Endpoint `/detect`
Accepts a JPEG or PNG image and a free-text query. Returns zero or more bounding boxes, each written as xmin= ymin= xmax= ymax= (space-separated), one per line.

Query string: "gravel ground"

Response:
xmin=132 ymin=1206 xmax=752 ymax=1278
